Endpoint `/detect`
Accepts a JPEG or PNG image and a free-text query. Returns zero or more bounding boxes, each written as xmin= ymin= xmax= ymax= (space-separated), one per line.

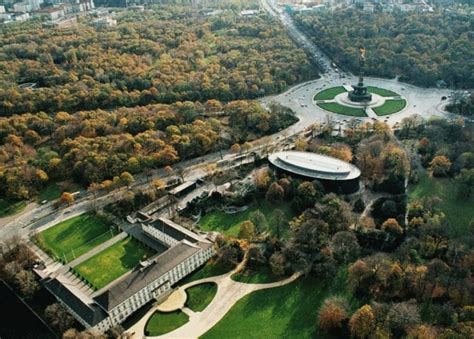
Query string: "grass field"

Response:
xmin=180 ymin=262 xmax=231 ymax=285
xmin=74 ymin=237 xmax=155 ymax=289
xmin=232 ymin=267 xmax=282 ymax=284
xmin=203 ymin=269 xmax=355 ymax=339
xmin=145 ymin=310 xmax=189 ymax=336
xmin=185 ymin=283 xmax=218 ymax=312
xmin=35 ymin=213 xmax=114 ymax=263
xmin=367 ymin=86 xmax=399 ymax=97
xmin=409 ymin=174 xmax=474 ymax=238
xmin=199 ymin=200 xmax=295 ymax=238
xmin=314 ymin=86 xmax=347 ymax=101
xmin=317 ymin=102 xmax=367 ymax=117
xmin=0 ymin=199 xmax=27 ymax=218
xmin=37 ymin=183 xmax=62 ymax=202
xmin=373 ymin=99 xmax=406 ymax=115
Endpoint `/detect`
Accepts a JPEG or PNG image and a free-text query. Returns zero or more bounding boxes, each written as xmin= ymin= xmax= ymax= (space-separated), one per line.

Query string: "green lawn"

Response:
xmin=74 ymin=237 xmax=155 ymax=289
xmin=37 ymin=183 xmax=62 ymax=202
xmin=0 ymin=199 xmax=27 ymax=218
xmin=185 ymin=283 xmax=218 ymax=312
xmin=203 ymin=269 xmax=356 ymax=339
xmin=232 ymin=266 xmax=283 ymax=284
xmin=367 ymin=86 xmax=399 ymax=97
xmin=314 ymin=86 xmax=347 ymax=101
xmin=317 ymin=102 xmax=367 ymax=117
xmin=35 ymin=213 xmax=115 ymax=263
xmin=373 ymin=99 xmax=407 ymax=116
xmin=199 ymin=200 xmax=296 ymax=238
xmin=145 ymin=310 xmax=189 ymax=336
xmin=180 ymin=262 xmax=231 ymax=285
xmin=409 ymin=174 xmax=474 ymax=238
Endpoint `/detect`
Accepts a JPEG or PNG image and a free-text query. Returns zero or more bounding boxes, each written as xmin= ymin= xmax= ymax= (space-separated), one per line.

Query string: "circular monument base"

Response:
xmin=335 ymin=92 xmax=385 ymax=108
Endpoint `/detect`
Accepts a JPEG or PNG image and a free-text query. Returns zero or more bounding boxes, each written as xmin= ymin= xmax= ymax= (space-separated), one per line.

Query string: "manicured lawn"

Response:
xmin=199 ymin=200 xmax=296 ymax=238
xmin=74 ymin=237 xmax=155 ymax=289
xmin=232 ymin=266 xmax=283 ymax=284
xmin=145 ymin=310 xmax=189 ymax=336
xmin=367 ymin=86 xmax=399 ymax=97
xmin=317 ymin=102 xmax=367 ymax=117
xmin=180 ymin=262 xmax=231 ymax=285
xmin=373 ymin=99 xmax=406 ymax=115
xmin=35 ymin=213 xmax=115 ymax=263
xmin=0 ymin=199 xmax=27 ymax=218
xmin=409 ymin=174 xmax=474 ymax=238
xmin=185 ymin=283 xmax=218 ymax=312
xmin=203 ymin=269 xmax=356 ymax=339
xmin=314 ymin=86 xmax=347 ymax=100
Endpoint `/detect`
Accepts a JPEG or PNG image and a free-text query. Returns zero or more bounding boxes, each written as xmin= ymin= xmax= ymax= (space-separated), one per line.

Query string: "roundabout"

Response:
xmin=313 ymin=85 xmax=407 ymax=118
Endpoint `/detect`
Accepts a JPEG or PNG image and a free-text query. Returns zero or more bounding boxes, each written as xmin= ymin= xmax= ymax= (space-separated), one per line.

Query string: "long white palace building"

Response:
xmin=43 ymin=217 xmax=215 ymax=333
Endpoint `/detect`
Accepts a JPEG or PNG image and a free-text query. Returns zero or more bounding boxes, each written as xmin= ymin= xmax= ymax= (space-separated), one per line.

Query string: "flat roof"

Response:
xmin=268 ymin=151 xmax=361 ymax=181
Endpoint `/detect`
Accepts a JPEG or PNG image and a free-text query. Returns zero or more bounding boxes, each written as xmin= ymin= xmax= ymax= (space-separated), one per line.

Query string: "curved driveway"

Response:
xmin=126 ymin=268 xmax=301 ymax=339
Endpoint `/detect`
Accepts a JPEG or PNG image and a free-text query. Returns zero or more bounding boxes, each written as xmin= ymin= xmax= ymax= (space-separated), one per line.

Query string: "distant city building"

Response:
xmin=0 ymin=5 xmax=5 ymax=13
xmin=13 ymin=2 xmax=31 ymax=12
xmin=33 ymin=6 xmax=64 ymax=20
xmin=92 ymin=15 xmax=116 ymax=27
xmin=42 ymin=16 xmax=77 ymax=28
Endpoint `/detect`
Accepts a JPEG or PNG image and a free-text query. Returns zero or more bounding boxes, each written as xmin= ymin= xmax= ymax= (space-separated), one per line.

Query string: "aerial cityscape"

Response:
xmin=0 ymin=0 xmax=473 ymax=338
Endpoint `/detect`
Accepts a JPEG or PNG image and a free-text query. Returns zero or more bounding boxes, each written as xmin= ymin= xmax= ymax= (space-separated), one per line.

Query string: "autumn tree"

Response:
xmin=430 ymin=155 xmax=452 ymax=177
xmin=238 ymin=220 xmax=256 ymax=240
xmin=349 ymin=304 xmax=375 ymax=338
xmin=60 ymin=192 xmax=74 ymax=205
xmin=318 ymin=296 xmax=350 ymax=333
xmin=266 ymin=182 xmax=285 ymax=203
xmin=44 ymin=303 xmax=75 ymax=334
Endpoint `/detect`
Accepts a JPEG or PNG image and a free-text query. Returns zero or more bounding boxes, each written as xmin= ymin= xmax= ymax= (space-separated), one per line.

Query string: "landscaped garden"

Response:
xmin=373 ymin=99 xmax=407 ymax=116
xmin=409 ymin=174 xmax=474 ymax=238
xmin=317 ymin=103 xmax=367 ymax=117
xmin=0 ymin=199 xmax=27 ymax=218
xmin=203 ymin=269 xmax=356 ymax=339
xmin=199 ymin=200 xmax=295 ymax=238
xmin=185 ymin=283 xmax=218 ymax=312
xmin=366 ymin=86 xmax=399 ymax=97
xmin=145 ymin=310 xmax=189 ymax=336
xmin=35 ymin=212 xmax=115 ymax=263
xmin=73 ymin=237 xmax=155 ymax=289
xmin=313 ymin=86 xmax=347 ymax=100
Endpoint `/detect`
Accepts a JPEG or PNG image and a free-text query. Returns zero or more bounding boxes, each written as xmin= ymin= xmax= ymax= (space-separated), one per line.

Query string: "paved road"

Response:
xmin=0 ymin=0 xmax=455 ymax=245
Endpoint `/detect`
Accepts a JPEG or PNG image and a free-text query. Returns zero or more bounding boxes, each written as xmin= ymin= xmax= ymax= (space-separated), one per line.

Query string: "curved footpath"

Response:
xmin=126 ymin=260 xmax=302 ymax=339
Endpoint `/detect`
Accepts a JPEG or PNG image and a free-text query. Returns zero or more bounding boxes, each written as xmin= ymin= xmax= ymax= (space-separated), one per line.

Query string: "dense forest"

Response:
xmin=0 ymin=3 xmax=316 ymax=200
xmin=0 ymin=6 xmax=316 ymax=117
xmin=293 ymin=10 xmax=473 ymax=88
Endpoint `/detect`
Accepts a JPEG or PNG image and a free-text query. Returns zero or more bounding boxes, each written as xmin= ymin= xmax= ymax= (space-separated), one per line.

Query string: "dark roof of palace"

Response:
xmin=44 ymin=278 xmax=107 ymax=327
xmin=94 ymin=241 xmax=203 ymax=311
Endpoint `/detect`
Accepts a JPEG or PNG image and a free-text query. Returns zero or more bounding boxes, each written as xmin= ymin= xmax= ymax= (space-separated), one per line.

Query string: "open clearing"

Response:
xmin=199 ymin=200 xmax=295 ymax=238
xmin=409 ymin=174 xmax=474 ymax=238
xmin=203 ymin=269 xmax=355 ymax=339
xmin=74 ymin=237 xmax=155 ymax=289
xmin=35 ymin=213 xmax=115 ymax=263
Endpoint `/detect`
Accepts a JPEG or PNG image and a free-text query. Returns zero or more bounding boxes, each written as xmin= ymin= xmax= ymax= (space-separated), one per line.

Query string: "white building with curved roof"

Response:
xmin=268 ymin=151 xmax=361 ymax=193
